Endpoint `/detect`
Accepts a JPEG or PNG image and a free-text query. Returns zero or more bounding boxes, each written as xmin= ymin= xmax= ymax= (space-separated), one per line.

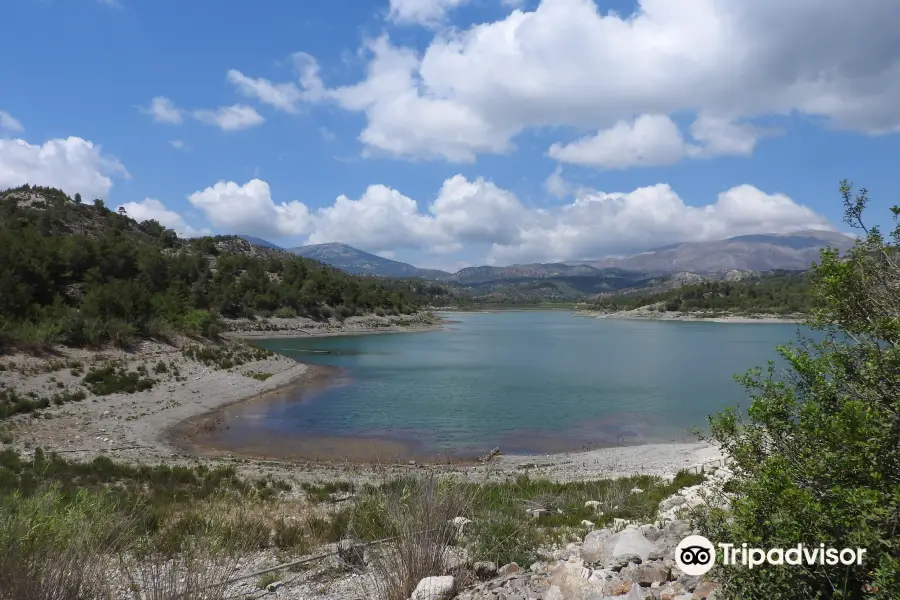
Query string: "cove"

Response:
xmin=202 ymin=311 xmax=807 ymax=460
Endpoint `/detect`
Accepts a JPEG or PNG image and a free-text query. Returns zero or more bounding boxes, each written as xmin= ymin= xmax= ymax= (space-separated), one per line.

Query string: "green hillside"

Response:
xmin=0 ymin=185 xmax=448 ymax=350
xmin=590 ymin=271 xmax=812 ymax=314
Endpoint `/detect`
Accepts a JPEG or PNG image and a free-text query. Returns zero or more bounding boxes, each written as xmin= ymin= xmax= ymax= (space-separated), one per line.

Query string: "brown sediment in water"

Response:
xmin=167 ymin=361 xmax=481 ymax=465
xmin=167 ymin=357 xmax=692 ymax=465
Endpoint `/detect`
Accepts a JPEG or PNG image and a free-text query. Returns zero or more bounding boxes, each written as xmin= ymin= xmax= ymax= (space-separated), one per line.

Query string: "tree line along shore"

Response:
xmin=1 ymin=181 xmax=899 ymax=599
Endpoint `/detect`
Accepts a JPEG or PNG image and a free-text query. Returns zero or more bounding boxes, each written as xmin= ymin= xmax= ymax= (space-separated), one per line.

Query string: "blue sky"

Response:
xmin=2 ymin=0 xmax=900 ymax=270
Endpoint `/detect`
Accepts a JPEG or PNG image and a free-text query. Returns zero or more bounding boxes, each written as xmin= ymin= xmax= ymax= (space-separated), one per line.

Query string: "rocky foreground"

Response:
xmin=429 ymin=466 xmax=729 ymax=600
xmin=201 ymin=463 xmax=732 ymax=600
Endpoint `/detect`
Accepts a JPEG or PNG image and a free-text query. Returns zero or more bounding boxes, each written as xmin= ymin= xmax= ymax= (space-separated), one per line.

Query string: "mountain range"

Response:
xmin=286 ymin=242 xmax=451 ymax=279
xmin=241 ymin=230 xmax=855 ymax=281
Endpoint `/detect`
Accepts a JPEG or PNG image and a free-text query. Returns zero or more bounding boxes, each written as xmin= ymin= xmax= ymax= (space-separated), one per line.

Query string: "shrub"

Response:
xmin=82 ymin=365 xmax=155 ymax=395
xmin=274 ymin=307 xmax=297 ymax=319
xmin=12 ymin=320 xmax=62 ymax=351
xmin=699 ymin=182 xmax=900 ymax=599
xmin=244 ymin=371 xmax=273 ymax=381
xmin=0 ymin=486 xmax=128 ymax=600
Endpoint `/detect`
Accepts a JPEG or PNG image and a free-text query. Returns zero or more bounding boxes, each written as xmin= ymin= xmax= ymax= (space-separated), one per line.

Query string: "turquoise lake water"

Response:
xmin=230 ymin=311 xmax=807 ymax=457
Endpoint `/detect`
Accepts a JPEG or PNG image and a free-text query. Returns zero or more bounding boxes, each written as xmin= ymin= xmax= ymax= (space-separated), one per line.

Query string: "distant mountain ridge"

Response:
xmin=287 ymin=242 xmax=450 ymax=279
xmin=241 ymin=230 xmax=856 ymax=283
xmin=577 ymin=230 xmax=855 ymax=274
xmin=237 ymin=235 xmax=282 ymax=249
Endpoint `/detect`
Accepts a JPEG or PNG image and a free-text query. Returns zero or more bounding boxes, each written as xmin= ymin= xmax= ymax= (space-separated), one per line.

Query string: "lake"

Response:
xmin=210 ymin=311 xmax=808 ymax=460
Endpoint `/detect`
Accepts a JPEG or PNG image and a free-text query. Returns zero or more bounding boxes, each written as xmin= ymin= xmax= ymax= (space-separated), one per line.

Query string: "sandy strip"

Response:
xmin=577 ymin=309 xmax=805 ymax=324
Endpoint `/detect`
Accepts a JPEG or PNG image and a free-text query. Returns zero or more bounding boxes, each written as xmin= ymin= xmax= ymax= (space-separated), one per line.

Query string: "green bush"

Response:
xmin=700 ymin=182 xmax=900 ymax=599
xmin=11 ymin=320 xmax=62 ymax=351
xmin=274 ymin=307 xmax=297 ymax=319
xmin=82 ymin=365 xmax=155 ymax=395
xmin=0 ymin=487 xmax=128 ymax=600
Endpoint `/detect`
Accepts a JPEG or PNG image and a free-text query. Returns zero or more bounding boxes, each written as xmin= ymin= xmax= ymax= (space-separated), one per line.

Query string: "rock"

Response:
xmin=473 ymin=561 xmax=498 ymax=580
xmin=648 ymin=550 xmax=667 ymax=561
xmin=546 ymin=560 xmax=604 ymax=600
xmin=498 ymin=562 xmax=521 ymax=576
xmin=605 ymin=579 xmax=634 ymax=596
xmin=266 ymin=580 xmax=285 ymax=592
xmin=583 ymin=527 xmax=660 ymax=566
xmin=663 ymin=521 xmax=692 ymax=538
xmin=444 ymin=545 xmax=471 ymax=572
xmin=337 ymin=538 xmax=366 ymax=567
xmin=658 ymin=495 xmax=687 ymax=513
xmin=678 ymin=574 xmax=701 ymax=592
xmin=640 ymin=524 xmax=662 ymax=542
xmin=692 ymin=581 xmax=719 ymax=599
xmin=526 ymin=508 xmax=549 ymax=519
xmin=450 ymin=516 xmax=472 ymax=537
xmin=581 ymin=528 xmax=613 ymax=563
xmin=633 ymin=563 xmax=671 ymax=587
xmin=611 ymin=553 xmax=642 ymax=571
xmin=623 ymin=582 xmax=649 ymax=599
xmin=410 ymin=576 xmax=456 ymax=600
xmin=588 ymin=568 xmax=613 ymax=583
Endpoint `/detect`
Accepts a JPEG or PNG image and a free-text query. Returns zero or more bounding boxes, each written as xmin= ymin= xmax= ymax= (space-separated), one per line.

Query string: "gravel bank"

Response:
xmin=577 ymin=305 xmax=805 ymax=324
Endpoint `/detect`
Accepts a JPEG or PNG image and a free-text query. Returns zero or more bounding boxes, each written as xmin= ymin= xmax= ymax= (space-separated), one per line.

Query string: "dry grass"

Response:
xmin=116 ymin=540 xmax=245 ymax=600
xmin=0 ymin=487 xmax=128 ymax=600
xmin=350 ymin=473 xmax=476 ymax=600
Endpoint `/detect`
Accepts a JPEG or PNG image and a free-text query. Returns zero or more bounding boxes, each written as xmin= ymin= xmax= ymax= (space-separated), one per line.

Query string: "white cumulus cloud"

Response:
xmin=548 ymin=114 xmax=689 ymax=169
xmin=120 ymin=198 xmax=210 ymax=237
xmin=548 ymin=113 xmax=769 ymax=169
xmin=185 ymin=174 xmax=834 ymax=265
xmin=187 ymin=179 xmax=311 ymax=238
xmin=239 ymin=0 xmax=900 ymax=164
xmin=0 ymin=136 xmax=128 ymax=200
xmin=486 ymin=183 xmax=833 ymax=264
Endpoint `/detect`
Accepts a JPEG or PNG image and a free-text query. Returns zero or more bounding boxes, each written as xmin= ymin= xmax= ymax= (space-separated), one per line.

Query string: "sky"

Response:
xmin=2 ymin=0 xmax=900 ymax=271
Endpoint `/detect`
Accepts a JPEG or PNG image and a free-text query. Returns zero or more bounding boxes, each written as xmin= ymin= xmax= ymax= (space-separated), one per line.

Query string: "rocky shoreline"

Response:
xmin=576 ymin=306 xmax=805 ymax=324
xmin=224 ymin=312 xmax=448 ymax=339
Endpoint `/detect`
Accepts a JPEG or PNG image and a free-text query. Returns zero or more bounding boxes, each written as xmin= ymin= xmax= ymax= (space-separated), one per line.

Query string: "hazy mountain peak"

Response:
xmin=288 ymin=242 xmax=449 ymax=279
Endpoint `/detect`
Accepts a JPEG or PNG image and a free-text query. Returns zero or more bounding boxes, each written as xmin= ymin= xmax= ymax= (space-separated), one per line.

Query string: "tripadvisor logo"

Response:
xmin=676 ymin=535 xmax=716 ymax=576
xmin=676 ymin=535 xmax=868 ymax=575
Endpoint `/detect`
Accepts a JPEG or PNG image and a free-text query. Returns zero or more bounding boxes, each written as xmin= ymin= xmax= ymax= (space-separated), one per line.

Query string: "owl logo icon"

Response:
xmin=675 ymin=535 xmax=716 ymax=576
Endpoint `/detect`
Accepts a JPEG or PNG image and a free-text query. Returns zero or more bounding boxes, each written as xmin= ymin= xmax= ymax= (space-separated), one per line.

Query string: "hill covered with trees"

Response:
xmin=0 ymin=185 xmax=451 ymax=351
xmin=589 ymin=270 xmax=812 ymax=315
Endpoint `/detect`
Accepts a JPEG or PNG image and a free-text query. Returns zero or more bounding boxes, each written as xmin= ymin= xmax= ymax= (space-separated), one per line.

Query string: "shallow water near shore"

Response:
xmin=207 ymin=311 xmax=808 ymax=460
